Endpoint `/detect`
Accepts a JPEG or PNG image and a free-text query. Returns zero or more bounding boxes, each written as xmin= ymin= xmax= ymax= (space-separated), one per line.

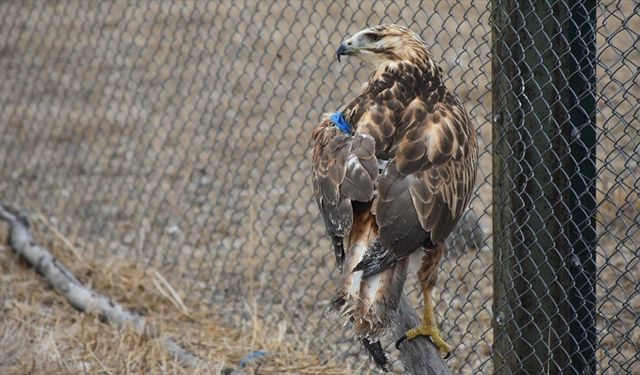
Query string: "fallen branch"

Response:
xmin=391 ymin=296 xmax=453 ymax=375
xmin=0 ymin=204 xmax=225 ymax=372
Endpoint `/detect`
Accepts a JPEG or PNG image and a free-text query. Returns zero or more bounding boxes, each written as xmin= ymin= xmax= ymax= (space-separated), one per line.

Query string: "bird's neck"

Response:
xmin=365 ymin=58 xmax=445 ymax=101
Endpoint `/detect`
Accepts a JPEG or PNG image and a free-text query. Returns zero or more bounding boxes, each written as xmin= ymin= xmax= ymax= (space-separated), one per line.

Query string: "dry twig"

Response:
xmin=0 ymin=204 xmax=216 ymax=372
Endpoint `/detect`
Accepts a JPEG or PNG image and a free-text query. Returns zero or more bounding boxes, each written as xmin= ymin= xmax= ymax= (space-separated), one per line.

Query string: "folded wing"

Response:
xmin=311 ymin=119 xmax=379 ymax=265
xmin=376 ymin=99 xmax=477 ymax=258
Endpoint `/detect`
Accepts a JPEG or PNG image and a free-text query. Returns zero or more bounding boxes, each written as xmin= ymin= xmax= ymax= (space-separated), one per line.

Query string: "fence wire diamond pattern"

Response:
xmin=0 ymin=1 xmax=636 ymax=373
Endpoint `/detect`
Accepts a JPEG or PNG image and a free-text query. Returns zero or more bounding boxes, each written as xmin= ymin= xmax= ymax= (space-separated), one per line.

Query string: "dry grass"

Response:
xmin=0 ymin=225 xmax=349 ymax=375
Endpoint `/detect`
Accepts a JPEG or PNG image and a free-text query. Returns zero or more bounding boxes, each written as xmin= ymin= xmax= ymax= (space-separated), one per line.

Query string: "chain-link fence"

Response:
xmin=0 ymin=1 xmax=636 ymax=374
xmin=492 ymin=1 xmax=638 ymax=374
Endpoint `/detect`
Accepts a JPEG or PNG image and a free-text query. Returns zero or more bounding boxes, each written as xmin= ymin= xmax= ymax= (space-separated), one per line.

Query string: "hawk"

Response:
xmin=312 ymin=24 xmax=478 ymax=369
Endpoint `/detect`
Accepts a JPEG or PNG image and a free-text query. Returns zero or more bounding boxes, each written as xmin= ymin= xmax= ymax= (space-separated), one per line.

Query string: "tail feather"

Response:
xmin=352 ymin=238 xmax=398 ymax=277
xmin=329 ymin=210 xmax=408 ymax=340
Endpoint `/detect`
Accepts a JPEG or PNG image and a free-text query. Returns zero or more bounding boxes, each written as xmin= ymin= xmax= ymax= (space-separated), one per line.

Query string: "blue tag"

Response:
xmin=330 ymin=112 xmax=352 ymax=135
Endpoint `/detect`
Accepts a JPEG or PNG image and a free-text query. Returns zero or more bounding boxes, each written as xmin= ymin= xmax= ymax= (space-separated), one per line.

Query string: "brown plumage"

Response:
xmin=312 ymin=24 xmax=478 ymax=369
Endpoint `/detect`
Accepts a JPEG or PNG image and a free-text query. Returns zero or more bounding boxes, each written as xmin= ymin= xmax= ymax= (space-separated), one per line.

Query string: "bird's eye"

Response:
xmin=365 ymin=33 xmax=383 ymax=42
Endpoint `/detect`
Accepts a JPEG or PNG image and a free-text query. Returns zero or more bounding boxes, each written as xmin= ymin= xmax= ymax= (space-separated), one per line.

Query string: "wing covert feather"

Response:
xmin=375 ymin=100 xmax=477 ymax=254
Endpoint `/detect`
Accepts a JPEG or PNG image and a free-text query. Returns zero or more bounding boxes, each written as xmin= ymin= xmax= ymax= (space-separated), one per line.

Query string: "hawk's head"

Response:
xmin=336 ymin=24 xmax=430 ymax=66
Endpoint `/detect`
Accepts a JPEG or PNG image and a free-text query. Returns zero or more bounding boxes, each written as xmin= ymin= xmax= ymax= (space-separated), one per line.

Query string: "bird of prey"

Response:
xmin=312 ymin=24 xmax=478 ymax=369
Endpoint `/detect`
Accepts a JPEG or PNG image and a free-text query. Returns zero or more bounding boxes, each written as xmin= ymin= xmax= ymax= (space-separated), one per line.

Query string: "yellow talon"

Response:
xmin=396 ymin=244 xmax=452 ymax=357
xmin=397 ymin=325 xmax=452 ymax=356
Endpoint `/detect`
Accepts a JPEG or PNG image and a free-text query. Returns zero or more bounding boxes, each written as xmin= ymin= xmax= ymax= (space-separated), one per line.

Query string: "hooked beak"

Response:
xmin=336 ymin=43 xmax=351 ymax=62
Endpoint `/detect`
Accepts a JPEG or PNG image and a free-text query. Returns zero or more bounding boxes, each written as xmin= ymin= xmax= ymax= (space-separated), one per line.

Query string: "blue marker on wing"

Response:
xmin=330 ymin=111 xmax=352 ymax=135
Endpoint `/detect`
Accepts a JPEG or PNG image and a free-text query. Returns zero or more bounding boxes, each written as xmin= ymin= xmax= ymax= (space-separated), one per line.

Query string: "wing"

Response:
xmin=375 ymin=98 xmax=477 ymax=257
xmin=311 ymin=118 xmax=379 ymax=265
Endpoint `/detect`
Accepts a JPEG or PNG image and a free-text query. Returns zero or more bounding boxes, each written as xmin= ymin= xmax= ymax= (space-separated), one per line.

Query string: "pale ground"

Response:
xmin=0 ymin=0 xmax=636 ymax=374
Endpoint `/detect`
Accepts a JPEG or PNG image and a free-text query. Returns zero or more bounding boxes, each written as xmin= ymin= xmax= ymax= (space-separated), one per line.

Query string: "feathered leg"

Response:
xmin=395 ymin=243 xmax=451 ymax=357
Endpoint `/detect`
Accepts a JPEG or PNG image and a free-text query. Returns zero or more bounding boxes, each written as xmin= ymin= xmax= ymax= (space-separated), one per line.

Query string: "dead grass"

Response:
xmin=0 ymin=226 xmax=349 ymax=375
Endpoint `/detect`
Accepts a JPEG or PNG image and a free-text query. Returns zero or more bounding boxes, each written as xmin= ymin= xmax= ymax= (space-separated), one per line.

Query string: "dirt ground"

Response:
xmin=0 ymin=0 xmax=637 ymax=374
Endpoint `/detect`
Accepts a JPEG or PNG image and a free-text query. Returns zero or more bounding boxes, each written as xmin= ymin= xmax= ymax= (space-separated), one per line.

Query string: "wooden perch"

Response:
xmin=391 ymin=296 xmax=453 ymax=375
xmin=0 ymin=204 xmax=225 ymax=372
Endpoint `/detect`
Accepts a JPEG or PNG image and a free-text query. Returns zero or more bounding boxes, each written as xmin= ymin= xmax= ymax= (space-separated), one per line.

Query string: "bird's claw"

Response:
xmin=395 ymin=334 xmax=408 ymax=349
xmin=395 ymin=325 xmax=452 ymax=358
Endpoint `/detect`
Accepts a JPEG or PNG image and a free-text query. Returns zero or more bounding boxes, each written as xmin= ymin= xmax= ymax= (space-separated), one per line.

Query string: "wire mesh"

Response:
xmin=0 ymin=1 xmax=636 ymax=374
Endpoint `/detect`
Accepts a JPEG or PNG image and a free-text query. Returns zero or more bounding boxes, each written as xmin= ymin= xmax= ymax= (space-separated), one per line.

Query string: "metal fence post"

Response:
xmin=492 ymin=1 xmax=596 ymax=374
